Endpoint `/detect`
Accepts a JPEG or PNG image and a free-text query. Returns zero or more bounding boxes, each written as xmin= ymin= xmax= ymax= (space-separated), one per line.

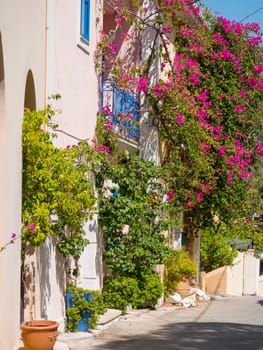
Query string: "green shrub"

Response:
xmin=103 ymin=277 xmax=143 ymax=311
xmin=139 ymin=272 xmax=163 ymax=308
xmin=200 ymin=227 xmax=237 ymax=272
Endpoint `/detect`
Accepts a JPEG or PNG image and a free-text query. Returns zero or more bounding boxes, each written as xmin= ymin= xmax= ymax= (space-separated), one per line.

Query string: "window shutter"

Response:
xmin=81 ymin=0 xmax=90 ymax=41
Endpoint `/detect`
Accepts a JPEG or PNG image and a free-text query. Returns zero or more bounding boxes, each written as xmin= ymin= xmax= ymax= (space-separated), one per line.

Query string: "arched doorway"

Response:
xmin=21 ymin=70 xmax=37 ymax=323
xmin=24 ymin=70 xmax=36 ymax=111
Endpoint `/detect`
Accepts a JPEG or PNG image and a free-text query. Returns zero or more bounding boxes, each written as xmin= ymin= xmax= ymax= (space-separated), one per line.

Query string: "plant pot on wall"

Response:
xmin=21 ymin=320 xmax=59 ymax=350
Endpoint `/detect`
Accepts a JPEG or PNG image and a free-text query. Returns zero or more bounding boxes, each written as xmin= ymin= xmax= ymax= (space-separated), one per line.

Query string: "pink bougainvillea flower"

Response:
xmin=10 ymin=233 xmax=17 ymax=239
xmin=217 ymin=146 xmax=226 ymax=157
xmin=211 ymin=33 xmax=229 ymax=46
xmin=137 ymin=76 xmax=149 ymax=93
xmin=233 ymin=104 xmax=246 ymax=113
xmin=255 ymin=141 xmax=263 ymax=156
xmin=108 ymin=42 xmax=118 ymax=54
xmin=196 ymin=192 xmax=204 ymax=202
xmin=185 ymin=200 xmax=195 ymax=209
xmin=175 ymin=113 xmax=185 ymax=125
xmin=198 ymin=183 xmax=211 ymax=194
xmin=104 ymin=121 xmax=113 ymax=129
xmin=253 ymin=65 xmax=263 ymax=74
xmin=102 ymin=145 xmax=110 ymax=153
xmin=166 ymin=192 xmax=175 ymax=201
xmin=29 ymin=223 xmax=36 ymax=231
xmin=101 ymin=105 xmax=112 ymax=115
xmin=195 ymin=91 xmax=208 ymax=103
xmin=161 ymin=26 xmax=172 ymax=34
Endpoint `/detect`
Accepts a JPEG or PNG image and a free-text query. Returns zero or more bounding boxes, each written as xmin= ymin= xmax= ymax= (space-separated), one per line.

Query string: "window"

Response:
xmin=80 ymin=0 xmax=90 ymax=42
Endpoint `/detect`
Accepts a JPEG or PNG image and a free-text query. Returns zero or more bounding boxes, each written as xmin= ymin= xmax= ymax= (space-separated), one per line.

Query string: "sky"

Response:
xmin=202 ymin=0 xmax=263 ymax=32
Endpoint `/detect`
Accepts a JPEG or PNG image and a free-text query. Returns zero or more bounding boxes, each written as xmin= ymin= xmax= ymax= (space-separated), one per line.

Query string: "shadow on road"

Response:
xmin=91 ymin=322 xmax=263 ymax=350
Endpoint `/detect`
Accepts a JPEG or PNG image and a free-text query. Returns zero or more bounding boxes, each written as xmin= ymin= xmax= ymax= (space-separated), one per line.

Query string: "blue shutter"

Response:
xmin=81 ymin=0 xmax=90 ymax=41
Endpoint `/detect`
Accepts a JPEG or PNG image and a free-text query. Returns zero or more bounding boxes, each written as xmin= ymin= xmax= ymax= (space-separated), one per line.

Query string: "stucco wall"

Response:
xmin=0 ymin=2 xmax=46 ymax=349
xmin=27 ymin=1 xmax=104 ymax=331
xmin=258 ymin=277 xmax=263 ymax=297
xmin=205 ymin=266 xmax=227 ymax=295
xmin=48 ymin=0 xmax=100 ymax=147
xmin=226 ymin=252 xmax=244 ymax=296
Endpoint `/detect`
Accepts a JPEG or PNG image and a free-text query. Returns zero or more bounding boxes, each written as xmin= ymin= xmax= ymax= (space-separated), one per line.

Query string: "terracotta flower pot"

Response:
xmin=21 ymin=320 xmax=59 ymax=350
xmin=176 ymin=279 xmax=191 ymax=298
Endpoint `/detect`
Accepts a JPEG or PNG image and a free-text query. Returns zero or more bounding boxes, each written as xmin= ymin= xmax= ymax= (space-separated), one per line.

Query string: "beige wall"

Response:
xmin=258 ymin=278 xmax=263 ymax=297
xmin=0 ymin=2 xmax=46 ymax=349
xmin=205 ymin=266 xmax=227 ymax=295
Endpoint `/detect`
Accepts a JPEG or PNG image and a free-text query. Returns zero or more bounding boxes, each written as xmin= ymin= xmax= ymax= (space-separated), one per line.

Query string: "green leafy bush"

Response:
xmin=200 ymin=227 xmax=238 ymax=272
xmin=103 ymin=273 xmax=163 ymax=311
xmin=103 ymin=277 xmax=142 ymax=312
xmin=139 ymin=272 xmax=163 ymax=308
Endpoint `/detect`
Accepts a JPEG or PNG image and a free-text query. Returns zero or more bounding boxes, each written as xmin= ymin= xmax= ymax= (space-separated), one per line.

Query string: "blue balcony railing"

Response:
xmin=101 ymin=79 xmax=140 ymax=142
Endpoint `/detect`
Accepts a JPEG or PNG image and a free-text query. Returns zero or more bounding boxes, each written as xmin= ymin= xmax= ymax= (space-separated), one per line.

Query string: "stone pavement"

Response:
xmin=17 ymin=295 xmax=263 ymax=350
xmin=15 ymin=309 xmax=122 ymax=350
xmin=55 ymin=299 xmax=209 ymax=350
xmin=56 ymin=295 xmax=263 ymax=350
xmin=56 ymin=309 xmax=122 ymax=350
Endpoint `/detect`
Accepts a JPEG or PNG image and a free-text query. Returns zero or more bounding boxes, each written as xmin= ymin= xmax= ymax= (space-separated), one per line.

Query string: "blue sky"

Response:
xmin=202 ymin=0 xmax=263 ymax=32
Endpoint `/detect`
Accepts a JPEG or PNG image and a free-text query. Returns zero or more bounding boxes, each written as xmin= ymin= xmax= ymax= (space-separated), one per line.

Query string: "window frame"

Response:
xmin=80 ymin=0 xmax=90 ymax=43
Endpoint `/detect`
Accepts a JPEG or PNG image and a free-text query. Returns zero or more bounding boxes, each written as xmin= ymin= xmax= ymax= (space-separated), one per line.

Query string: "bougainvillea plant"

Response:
xmin=96 ymin=0 xmax=263 ymax=260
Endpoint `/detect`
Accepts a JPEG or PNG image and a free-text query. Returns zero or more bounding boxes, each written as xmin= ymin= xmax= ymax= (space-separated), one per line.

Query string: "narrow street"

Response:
xmin=70 ymin=296 xmax=263 ymax=350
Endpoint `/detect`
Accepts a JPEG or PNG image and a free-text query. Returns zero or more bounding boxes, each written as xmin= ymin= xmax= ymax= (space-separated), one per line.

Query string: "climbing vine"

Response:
xmin=22 ymin=107 xmax=95 ymax=264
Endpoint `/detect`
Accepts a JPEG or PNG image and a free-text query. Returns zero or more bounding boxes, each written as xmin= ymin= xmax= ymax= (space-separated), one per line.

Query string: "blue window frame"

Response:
xmin=80 ymin=0 xmax=90 ymax=41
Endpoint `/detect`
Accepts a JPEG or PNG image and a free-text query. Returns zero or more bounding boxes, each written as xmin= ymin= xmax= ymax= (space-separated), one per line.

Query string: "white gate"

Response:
xmin=243 ymin=253 xmax=259 ymax=295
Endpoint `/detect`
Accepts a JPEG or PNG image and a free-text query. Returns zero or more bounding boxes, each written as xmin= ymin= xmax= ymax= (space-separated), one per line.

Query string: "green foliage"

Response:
xmin=96 ymin=153 xmax=175 ymax=279
xmin=22 ymin=109 xmax=95 ymax=262
xmin=164 ymin=249 xmax=197 ymax=296
xmin=200 ymin=226 xmax=238 ymax=272
xmin=139 ymin=272 xmax=163 ymax=308
xmin=102 ymin=273 xmax=162 ymax=311
xmin=103 ymin=277 xmax=142 ymax=311
xmin=66 ymin=284 xmax=106 ymax=331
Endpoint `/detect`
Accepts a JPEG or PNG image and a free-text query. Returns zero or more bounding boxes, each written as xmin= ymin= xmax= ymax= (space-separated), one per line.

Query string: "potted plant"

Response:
xmin=164 ymin=248 xmax=197 ymax=298
xmin=65 ymin=284 xmax=106 ymax=332
xmin=20 ymin=319 xmax=59 ymax=350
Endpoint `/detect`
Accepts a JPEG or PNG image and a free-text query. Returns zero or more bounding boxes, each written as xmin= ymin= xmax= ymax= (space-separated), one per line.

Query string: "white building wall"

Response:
xmin=0 ymin=2 xmax=46 ymax=349
xmin=48 ymin=0 xmax=100 ymax=147
xmin=30 ymin=0 xmax=104 ymax=331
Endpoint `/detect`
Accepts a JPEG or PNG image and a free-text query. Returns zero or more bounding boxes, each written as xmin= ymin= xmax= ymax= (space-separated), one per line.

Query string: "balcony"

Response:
xmin=101 ymin=79 xmax=140 ymax=144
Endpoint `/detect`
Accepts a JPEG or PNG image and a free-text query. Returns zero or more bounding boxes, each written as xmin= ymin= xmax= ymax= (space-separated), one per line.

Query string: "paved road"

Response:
xmin=70 ymin=296 xmax=263 ymax=350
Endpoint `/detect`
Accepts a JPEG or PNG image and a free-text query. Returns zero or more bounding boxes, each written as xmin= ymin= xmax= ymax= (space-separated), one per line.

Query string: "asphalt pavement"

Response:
xmin=57 ymin=295 xmax=263 ymax=350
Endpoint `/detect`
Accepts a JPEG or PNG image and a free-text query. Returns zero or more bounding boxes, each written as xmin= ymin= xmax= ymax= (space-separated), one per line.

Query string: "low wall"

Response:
xmin=205 ymin=266 xmax=227 ymax=295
